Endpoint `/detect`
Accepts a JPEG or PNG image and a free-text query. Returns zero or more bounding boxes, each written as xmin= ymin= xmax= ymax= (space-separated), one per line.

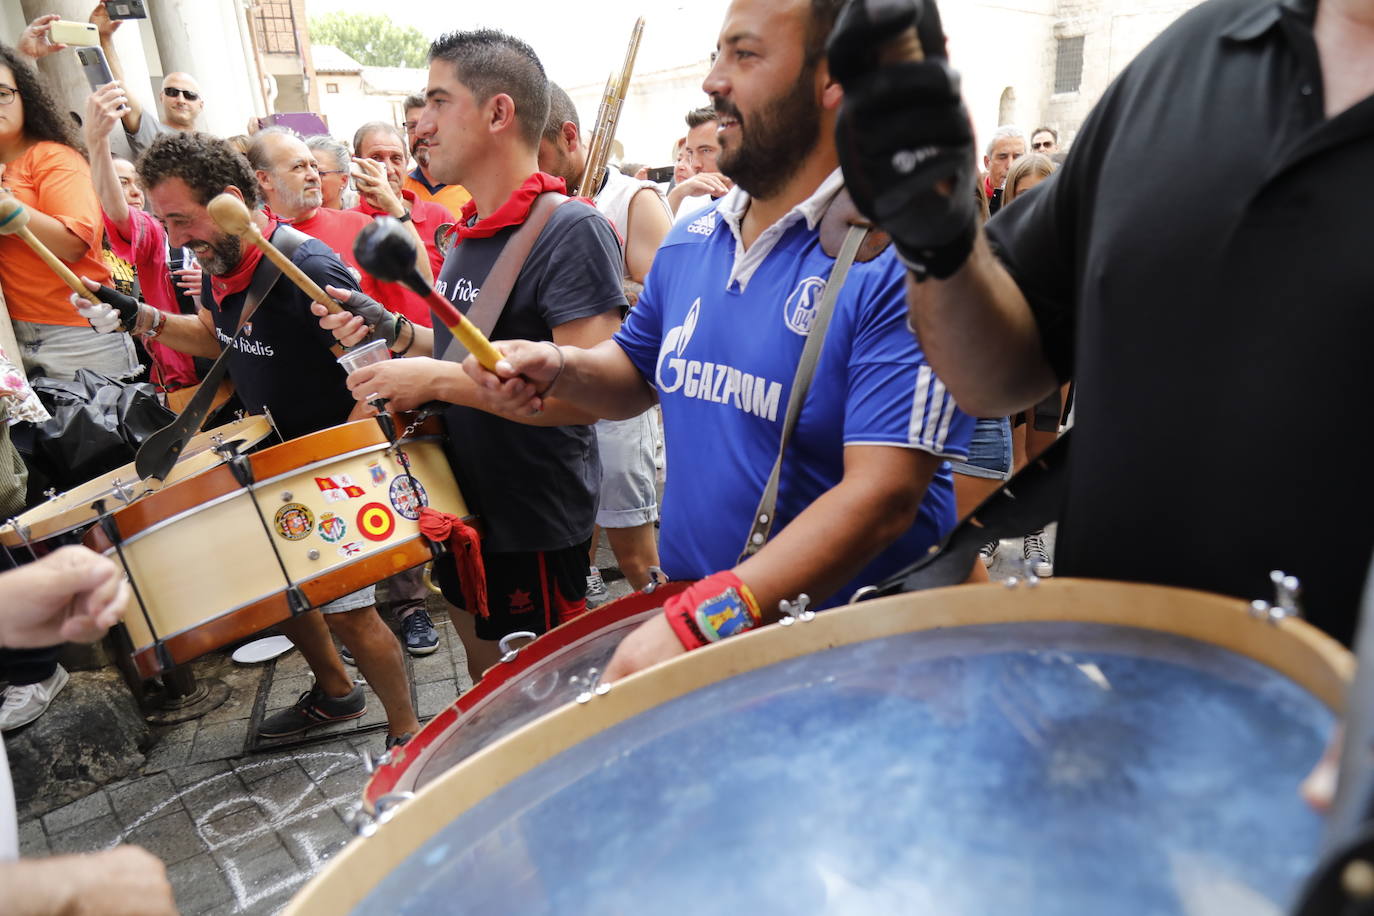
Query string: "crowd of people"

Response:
xmin=1 ymin=0 xmax=1371 ymax=909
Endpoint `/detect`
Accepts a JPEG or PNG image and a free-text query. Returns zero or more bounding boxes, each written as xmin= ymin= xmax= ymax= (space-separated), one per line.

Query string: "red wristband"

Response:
xmin=662 ymin=571 xmax=762 ymax=651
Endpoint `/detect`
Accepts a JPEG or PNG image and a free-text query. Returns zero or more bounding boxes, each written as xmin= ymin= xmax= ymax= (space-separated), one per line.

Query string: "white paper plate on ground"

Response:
xmin=232 ymin=635 xmax=295 ymax=664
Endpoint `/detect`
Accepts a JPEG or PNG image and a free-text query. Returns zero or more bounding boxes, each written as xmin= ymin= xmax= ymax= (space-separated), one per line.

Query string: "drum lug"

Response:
xmin=778 ymin=594 xmax=813 ymax=626
xmin=342 ymin=791 xmax=416 ymax=838
xmin=642 ymin=566 xmax=666 ymax=594
xmin=110 ymin=477 xmax=136 ymax=505
xmin=1250 ymin=570 xmax=1303 ymax=624
xmin=572 ymin=667 xmax=610 ymax=704
xmin=847 ymin=585 xmax=879 ymax=605
xmin=498 ymin=630 xmax=538 ymax=664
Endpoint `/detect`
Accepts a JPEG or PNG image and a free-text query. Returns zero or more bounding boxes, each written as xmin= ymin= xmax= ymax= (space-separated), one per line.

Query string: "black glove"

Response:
xmin=829 ymin=0 xmax=978 ymax=279
xmin=329 ymin=287 xmax=400 ymax=349
xmin=92 ymin=284 xmax=142 ymax=332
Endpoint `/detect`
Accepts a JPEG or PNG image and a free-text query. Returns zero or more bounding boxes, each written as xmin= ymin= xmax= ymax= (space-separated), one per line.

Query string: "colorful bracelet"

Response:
xmin=665 ymin=604 xmax=710 ymax=650
xmin=693 ymin=585 xmax=761 ymax=641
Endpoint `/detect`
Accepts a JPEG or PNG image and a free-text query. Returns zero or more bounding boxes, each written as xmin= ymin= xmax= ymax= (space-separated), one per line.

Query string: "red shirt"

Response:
xmin=102 ymin=208 xmax=200 ymax=389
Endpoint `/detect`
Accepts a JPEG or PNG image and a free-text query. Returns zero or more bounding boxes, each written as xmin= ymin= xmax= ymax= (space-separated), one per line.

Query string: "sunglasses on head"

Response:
xmin=163 ymin=87 xmax=200 ymax=102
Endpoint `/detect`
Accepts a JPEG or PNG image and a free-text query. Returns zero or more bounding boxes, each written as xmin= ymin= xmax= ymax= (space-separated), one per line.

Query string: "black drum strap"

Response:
xmin=855 ymin=428 xmax=1072 ymax=601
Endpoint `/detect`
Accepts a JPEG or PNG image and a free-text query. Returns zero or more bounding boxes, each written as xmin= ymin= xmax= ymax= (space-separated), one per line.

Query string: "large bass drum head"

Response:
xmin=292 ymin=581 xmax=1349 ymax=916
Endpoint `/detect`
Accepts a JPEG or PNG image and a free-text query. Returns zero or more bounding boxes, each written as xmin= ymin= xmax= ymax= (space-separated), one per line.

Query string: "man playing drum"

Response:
xmin=448 ymin=0 xmax=974 ymax=679
xmin=314 ymin=29 xmax=626 ymax=684
xmin=71 ymin=132 xmax=423 ymax=749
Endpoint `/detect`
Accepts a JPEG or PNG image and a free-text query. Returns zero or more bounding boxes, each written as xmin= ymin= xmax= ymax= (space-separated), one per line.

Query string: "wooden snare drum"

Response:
xmin=89 ymin=418 xmax=468 ymax=678
xmin=286 ymin=579 xmax=1351 ymax=916
xmin=0 ymin=414 xmax=272 ymax=552
xmin=363 ymin=581 xmax=691 ymax=813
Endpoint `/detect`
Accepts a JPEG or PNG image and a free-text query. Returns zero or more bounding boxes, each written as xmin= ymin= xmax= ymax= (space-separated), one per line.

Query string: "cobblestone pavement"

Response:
xmin=16 ymin=549 xmax=636 ymax=916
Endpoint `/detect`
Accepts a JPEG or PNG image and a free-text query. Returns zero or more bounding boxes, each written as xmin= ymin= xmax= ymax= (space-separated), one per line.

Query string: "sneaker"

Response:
xmin=0 ymin=665 xmax=69 ymax=731
xmin=339 ymin=644 xmax=355 ymax=666
xmin=399 ymin=608 xmax=439 ymax=656
xmin=385 ymin=732 xmax=412 ymax=751
xmin=258 ymin=683 xmax=365 ymax=739
xmin=979 ymin=540 xmax=999 ymax=568
xmin=586 ymin=566 xmax=610 ymax=609
xmin=1023 ymin=531 xmax=1054 ymax=578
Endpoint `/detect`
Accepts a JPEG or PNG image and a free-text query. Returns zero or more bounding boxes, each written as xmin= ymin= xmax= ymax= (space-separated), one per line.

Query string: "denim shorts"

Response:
xmin=947 ymin=416 xmax=1013 ymax=480
xmin=11 ymin=321 xmax=139 ymax=382
xmin=593 ymin=411 xmax=659 ymax=528
xmin=320 ymin=585 xmax=376 ymax=615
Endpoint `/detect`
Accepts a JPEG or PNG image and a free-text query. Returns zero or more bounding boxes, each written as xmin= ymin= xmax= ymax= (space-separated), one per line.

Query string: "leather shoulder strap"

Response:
xmin=441 ymin=193 xmax=571 ymax=363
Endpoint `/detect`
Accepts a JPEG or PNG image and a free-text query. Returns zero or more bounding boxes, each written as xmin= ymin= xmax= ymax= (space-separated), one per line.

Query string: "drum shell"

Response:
xmin=89 ymin=419 xmax=468 ymax=678
xmin=284 ymin=579 xmax=1353 ymax=916
xmin=364 ymin=580 xmax=691 ymax=812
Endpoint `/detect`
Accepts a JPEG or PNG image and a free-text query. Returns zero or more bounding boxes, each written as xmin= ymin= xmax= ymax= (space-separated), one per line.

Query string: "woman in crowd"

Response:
xmin=0 ymin=44 xmax=136 ymax=382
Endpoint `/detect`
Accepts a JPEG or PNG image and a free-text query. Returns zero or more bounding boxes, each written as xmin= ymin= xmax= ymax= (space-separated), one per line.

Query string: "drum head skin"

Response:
xmin=351 ymin=622 xmax=1333 ymax=915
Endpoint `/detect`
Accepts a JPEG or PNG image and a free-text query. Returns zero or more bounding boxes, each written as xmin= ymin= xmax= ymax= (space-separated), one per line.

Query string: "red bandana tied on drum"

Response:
xmin=419 ymin=506 xmax=488 ymax=617
xmin=209 ymin=216 xmax=283 ymax=305
xmin=455 ymin=172 xmax=567 ymax=240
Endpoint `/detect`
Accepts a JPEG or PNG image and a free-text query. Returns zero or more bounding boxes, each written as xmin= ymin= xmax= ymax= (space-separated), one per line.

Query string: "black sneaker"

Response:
xmin=258 ymin=683 xmax=365 ymax=739
xmin=400 ymin=608 xmax=439 ymax=656
xmin=385 ymin=732 xmax=412 ymax=751
xmin=339 ymin=643 xmax=355 ymax=666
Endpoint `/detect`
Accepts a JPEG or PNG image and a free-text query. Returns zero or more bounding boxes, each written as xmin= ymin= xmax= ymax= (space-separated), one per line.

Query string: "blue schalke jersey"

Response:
xmin=616 ymin=192 xmax=973 ymax=607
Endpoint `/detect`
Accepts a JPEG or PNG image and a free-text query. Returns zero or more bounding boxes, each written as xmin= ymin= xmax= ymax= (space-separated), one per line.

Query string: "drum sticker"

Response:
xmin=317 ymin=512 xmax=347 ymax=543
xmin=356 ymin=502 xmax=395 ymax=542
xmin=389 ymin=476 xmax=428 ymax=520
xmin=368 ymin=461 xmax=387 ymax=486
xmin=316 ymin=474 xmax=365 ymax=502
xmin=338 ymin=541 xmax=364 ymax=558
xmin=273 ymin=503 xmax=314 ymax=540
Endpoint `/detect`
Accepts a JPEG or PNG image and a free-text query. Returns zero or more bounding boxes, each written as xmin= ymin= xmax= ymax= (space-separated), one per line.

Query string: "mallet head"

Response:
xmin=354 ymin=217 xmax=426 ymax=293
xmin=0 ymin=197 xmax=30 ymax=236
xmin=207 ymin=193 xmax=257 ymax=237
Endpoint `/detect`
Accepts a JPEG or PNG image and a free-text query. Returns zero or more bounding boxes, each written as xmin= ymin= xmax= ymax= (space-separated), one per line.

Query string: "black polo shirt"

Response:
xmin=986 ymin=0 xmax=1374 ymax=643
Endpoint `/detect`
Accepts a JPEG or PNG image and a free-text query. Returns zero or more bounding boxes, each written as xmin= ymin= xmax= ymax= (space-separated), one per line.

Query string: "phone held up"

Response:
xmin=48 ymin=20 xmax=100 ymax=47
xmin=105 ymin=0 xmax=149 ymax=20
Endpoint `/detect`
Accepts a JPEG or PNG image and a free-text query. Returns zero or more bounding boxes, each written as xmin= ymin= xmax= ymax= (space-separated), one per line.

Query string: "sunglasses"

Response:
xmin=1032 ymin=141 xmax=1055 ymax=150
xmin=163 ymin=87 xmax=200 ymax=102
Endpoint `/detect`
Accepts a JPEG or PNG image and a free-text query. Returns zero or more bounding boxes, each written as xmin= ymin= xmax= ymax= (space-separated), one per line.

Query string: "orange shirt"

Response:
xmin=403 ymin=169 xmax=470 ymax=220
xmin=0 ymin=142 xmax=110 ymax=327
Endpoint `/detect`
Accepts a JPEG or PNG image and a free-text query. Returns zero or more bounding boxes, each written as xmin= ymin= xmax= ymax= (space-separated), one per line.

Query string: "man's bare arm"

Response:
xmin=908 ymin=233 xmax=1060 ymax=417
xmin=623 ymin=187 xmax=672 ymax=284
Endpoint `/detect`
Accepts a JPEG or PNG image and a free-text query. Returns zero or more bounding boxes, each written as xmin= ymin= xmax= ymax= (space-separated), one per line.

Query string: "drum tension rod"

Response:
xmin=227 ymin=452 xmax=311 ymax=617
xmin=94 ymin=498 xmax=174 ymax=673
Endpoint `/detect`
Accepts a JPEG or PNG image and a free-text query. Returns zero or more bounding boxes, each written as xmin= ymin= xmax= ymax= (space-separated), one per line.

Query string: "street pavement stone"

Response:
xmin=121 ymin=807 xmax=206 ymax=867
xmin=40 ymin=789 xmax=113 ymax=834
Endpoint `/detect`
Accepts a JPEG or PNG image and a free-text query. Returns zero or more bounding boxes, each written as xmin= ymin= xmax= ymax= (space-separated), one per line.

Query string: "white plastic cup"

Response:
xmin=337 ymin=339 xmax=390 ymax=402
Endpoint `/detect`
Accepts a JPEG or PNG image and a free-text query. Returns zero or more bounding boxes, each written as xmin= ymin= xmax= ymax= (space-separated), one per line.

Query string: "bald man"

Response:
xmin=90 ymin=2 xmax=205 ymax=157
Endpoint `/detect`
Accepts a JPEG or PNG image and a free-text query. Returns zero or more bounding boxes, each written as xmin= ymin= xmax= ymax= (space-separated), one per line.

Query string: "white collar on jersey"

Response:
xmin=712 ymin=167 xmax=844 ymax=294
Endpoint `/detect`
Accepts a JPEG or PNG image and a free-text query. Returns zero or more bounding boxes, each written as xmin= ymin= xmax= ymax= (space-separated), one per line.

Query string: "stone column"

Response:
xmin=147 ymin=0 xmax=259 ymax=137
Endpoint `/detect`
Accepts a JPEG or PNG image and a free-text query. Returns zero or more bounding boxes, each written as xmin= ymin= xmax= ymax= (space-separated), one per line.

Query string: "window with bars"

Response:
xmin=254 ymin=1 xmax=299 ymax=55
xmin=1054 ymin=35 xmax=1085 ymax=94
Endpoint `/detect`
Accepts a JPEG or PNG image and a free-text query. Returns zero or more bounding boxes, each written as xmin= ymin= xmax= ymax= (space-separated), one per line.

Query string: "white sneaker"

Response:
xmin=1023 ymin=531 xmax=1054 ymax=578
xmin=0 ymin=664 xmax=69 ymax=731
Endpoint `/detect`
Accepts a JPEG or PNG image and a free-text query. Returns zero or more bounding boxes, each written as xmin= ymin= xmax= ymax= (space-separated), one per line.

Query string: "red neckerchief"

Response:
xmin=455 ymin=172 xmax=566 ymax=240
xmin=209 ymin=216 xmax=282 ymax=305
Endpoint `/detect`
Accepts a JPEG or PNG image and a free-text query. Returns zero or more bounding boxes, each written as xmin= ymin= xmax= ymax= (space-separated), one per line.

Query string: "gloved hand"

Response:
xmin=71 ymin=283 xmax=160 ymax=336
xmin=325 ymin=286 xmax=400 ymax=349
xmin=828 ymin=0 xmax=978 ymax=279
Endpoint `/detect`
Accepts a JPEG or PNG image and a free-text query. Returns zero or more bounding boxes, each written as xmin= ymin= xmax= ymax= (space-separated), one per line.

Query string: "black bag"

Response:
xmin=12 ymin=368 xmax=175 ymax=498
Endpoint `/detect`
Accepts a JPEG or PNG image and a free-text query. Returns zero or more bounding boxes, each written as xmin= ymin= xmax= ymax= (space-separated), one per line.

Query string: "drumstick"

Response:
xmin=206 ymin=194 xmax=345 ymax=315
xmin=0 ymin=197 xmax=94 ymax=299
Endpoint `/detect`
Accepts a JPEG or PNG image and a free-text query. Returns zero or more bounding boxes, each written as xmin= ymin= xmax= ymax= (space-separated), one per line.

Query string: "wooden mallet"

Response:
xmin=206 ymin=193 xmax=347 ymax=318
xmin=0 ymin=197 xmax=95 ymax=300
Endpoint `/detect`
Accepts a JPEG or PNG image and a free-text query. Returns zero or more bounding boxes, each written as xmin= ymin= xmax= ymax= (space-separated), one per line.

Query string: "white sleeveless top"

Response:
xmin=593 ymin=168 xmax=671 ymax=279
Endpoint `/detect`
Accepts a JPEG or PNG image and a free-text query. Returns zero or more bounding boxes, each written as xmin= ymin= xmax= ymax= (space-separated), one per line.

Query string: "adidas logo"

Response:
xmin=687 ymin=212 xmax=716 ymax=236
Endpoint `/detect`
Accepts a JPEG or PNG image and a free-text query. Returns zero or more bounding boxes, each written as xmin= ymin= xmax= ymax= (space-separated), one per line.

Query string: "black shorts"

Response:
xmin=474 ymin=540 xmax=591 ymax=642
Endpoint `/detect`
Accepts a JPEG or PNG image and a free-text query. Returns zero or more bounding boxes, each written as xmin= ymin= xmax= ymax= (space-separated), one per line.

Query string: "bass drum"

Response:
xmin=364 ymin=581 xmax=691 ymax=813
xmin=287 ymin=580 xmax=1352 ymax=916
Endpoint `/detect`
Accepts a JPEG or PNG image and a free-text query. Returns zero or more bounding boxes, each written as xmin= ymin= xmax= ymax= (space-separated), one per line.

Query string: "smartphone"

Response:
xmin=76 ymin=46 xmax=116 ymax=92
xmin=105 ymin=0 xmax=149 ymax=20
xmin=49 ymin=20 xmax=100 ymax=47
xmin=645 ymin=165 xmax=674 ymax=184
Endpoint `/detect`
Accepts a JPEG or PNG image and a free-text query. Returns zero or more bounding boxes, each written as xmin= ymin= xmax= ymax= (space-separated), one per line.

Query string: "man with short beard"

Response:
xmin=401 ymin=92 xmax=471 ymax=219
xmin=458 ymin=0 xmax=973 ymax=680
xmin=71 ymin=131 xmax=424 ymax=750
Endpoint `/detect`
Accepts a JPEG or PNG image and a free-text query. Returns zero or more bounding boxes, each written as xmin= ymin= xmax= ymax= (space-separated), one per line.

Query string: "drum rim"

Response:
xmin=0 ymin=414 xmax=273 ymax=547
xmin=283 ymin=578 xmax=1354 ymax=916
xmin=362 ymin=580 xmax=692 ymax=809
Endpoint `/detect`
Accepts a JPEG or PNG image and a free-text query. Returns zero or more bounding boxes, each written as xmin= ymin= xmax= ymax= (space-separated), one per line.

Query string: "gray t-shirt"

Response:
xmin=433 ymin=199 xmax=626 ymax=554
xmin=124 ymin=112 xmax=175 ymax=160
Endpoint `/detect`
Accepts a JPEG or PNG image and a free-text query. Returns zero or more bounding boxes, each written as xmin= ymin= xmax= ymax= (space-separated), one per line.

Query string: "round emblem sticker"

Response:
xmin=357 ymin=502 xmax=395 ymax=542
xmin=273 ymin=503 xmax=314 ymax=540
xmin=389 ymin=476 xmax=428 ymax=520
xmin=317 ymin=512 xmax=347 ymax=543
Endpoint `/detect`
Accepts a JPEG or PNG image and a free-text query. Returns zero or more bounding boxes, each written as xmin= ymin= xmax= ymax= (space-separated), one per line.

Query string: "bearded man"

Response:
xmin=456 ymin=0 xmax=973 ymax=679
